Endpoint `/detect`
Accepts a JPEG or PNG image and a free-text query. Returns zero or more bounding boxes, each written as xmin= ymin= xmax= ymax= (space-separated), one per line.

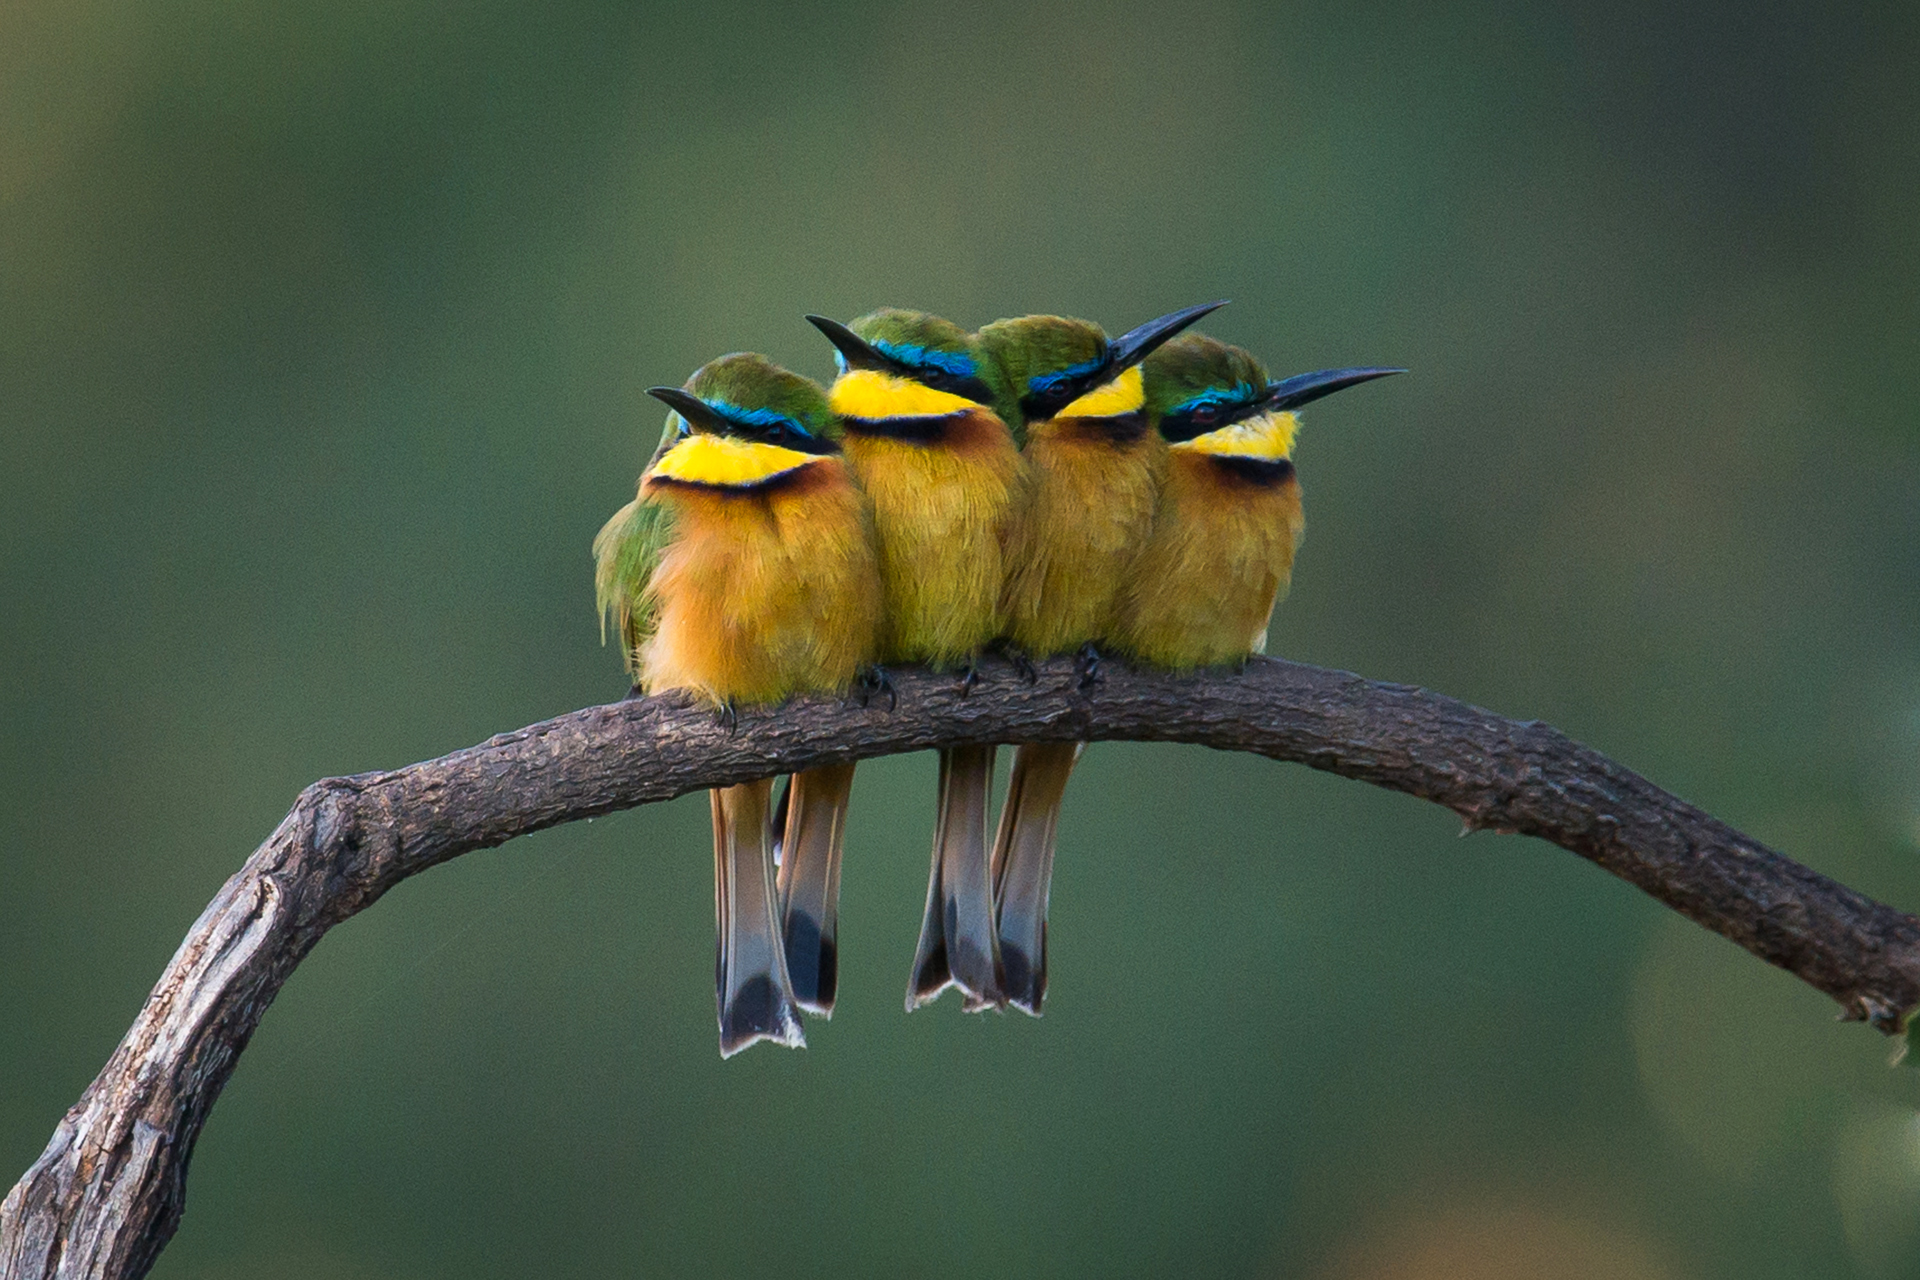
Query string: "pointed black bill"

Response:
xmin=646 ymin=385 xmax=730 ymax=433
xmin=805 ymin=314 xmax=904 ymax=375
xmin=1263 ymin=366 xmax=1405 ymax=411
xmin=1106 ymin=299 xmax=1230 ymax=373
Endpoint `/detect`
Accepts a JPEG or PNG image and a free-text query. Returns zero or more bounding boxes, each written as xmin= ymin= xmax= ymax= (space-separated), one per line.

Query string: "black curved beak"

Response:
xmin=646 ymin=385 xmax=730 ymax=433
xmin=1106 ymin=299 xmax=1230 ymax=373
xmin=805 ymin=314 xmax=905 ymax=376
xmin=1263 ymin=367 xmax=1405 ymax=411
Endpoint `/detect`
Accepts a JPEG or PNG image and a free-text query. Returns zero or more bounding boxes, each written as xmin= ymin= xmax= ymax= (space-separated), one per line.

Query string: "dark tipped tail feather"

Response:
xmin=990 ymin=741 xmax=1083 ymax=1016
xmin=777 ymin=762 xmax=856 ymax=1017
xmin=908 ymin=744 xmax=1005 ymax=1011
xmin=712 ymin=781 xmax=806 ymax=1057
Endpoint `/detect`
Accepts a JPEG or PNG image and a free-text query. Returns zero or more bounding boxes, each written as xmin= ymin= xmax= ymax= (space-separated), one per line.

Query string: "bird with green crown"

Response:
xmin=1113 ymin=333 xmax=1401 ymax=671
xmin=593 ymin=353 xmax=883 ymax=1056
xmin=804 ymin=308 xmax=1025 ymax=1013
xmin=969 ymin=300 xmax=1225 ymax=1015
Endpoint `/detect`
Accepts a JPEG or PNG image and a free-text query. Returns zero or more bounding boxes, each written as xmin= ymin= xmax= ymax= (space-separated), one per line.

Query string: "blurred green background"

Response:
xmin=3 ymin=0 xmax=1918 ymax=1276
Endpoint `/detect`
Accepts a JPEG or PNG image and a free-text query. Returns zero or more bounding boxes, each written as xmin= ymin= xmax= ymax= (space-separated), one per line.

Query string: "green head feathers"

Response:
xmin=977 ymin=301 xmax=1228 ymax=431
xmin=973 ymin=315 xmax=1110 ymax=431
xmin=806 ymin=308 xmax=1007 ymax=413
xmin=646 ymin=352 xmax=842 ymax=459
xmin=1143 ymin=333 xmax=1272 ymax=436
xmin=850 ymin=308 xmax=977 ymax=370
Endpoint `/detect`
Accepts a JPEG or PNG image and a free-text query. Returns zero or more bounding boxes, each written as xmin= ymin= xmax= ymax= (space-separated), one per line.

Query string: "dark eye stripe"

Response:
xmin=695 ymin=398 xmax=840 ymax=454
xmin=902 ymin=365 xmax=995 ymax=406
xmin=1157 ymin=396 xmax=1266 ymax=443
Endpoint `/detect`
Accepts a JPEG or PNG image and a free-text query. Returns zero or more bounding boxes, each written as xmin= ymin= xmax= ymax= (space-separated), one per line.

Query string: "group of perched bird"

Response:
xmin=593 ymin=302 xmax=1399 ymax=1057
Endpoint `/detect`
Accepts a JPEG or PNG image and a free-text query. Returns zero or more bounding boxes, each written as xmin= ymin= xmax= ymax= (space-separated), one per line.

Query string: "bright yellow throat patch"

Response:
xmin=829 ymin=369 xmax=980 ymax=420
xmin=1172 ymin=409 xmax=1300 ymax=460
xmin=647 ymin=432 xmax=817 ymax=488
xmin=1056 ymin=365 xmax=1143 ymax=419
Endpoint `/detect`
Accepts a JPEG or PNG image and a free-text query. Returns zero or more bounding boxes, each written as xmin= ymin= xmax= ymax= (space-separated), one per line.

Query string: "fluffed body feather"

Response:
xmin=838 ymin=409 xmax=1026 ymax=668
xmin=1116 ymin=331 xmax=1399 ymax=671
xmin=1113 ymin=428 xmax=1304 ymax=669
xmin=637 ymin=460 xmax=881 ymax=704
xmin=998 ymin=412 xmax=1165 ymax=654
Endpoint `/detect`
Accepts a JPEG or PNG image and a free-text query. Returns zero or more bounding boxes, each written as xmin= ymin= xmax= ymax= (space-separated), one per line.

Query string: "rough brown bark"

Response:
xmin=5 ymin=654 xmax=1918 ymax=1279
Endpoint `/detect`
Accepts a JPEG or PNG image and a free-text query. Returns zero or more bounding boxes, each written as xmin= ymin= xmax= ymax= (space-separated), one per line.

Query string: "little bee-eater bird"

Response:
xmin=593 ymin=353 xmax=882 ymax=1056
xmin=1114 ymin=333 xmax=1401 ymax=670
xmin=971 ymin=301 xmax=1224 ymax=1014
xmin=805 ymin=309 xmax=1024 ymax=1013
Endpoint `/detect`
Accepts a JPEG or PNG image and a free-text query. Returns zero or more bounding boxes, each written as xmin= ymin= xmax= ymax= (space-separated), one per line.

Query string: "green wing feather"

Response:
xmin=593 ymin=416 xmax=682 ymax=680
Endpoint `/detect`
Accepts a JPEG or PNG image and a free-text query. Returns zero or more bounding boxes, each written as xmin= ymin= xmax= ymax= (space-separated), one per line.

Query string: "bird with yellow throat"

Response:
xmin=970 ymin=301 xmax=1224 ymax=1014
xmin=805 ymin=309 xmax=1025 ymax=1012
xmin=593 ymin=353 xmax=882 ymax=1056
xmin=1114 ymin=333 xmax=1400 ymax=671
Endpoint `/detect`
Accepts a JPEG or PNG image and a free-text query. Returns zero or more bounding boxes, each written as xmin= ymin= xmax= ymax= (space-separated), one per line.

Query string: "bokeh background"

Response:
xmin=4 ymin=1 xmax=1918 ymax=1276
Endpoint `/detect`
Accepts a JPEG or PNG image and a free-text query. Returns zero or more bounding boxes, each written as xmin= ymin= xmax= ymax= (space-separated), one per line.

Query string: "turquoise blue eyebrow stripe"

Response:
xmin=706 ymin=399 xmax=813 ymax=437
xmin=872 ymin=340 xmax=977 ymax=378
xmin=1169 ymin=383 xmax=1260 ymax=415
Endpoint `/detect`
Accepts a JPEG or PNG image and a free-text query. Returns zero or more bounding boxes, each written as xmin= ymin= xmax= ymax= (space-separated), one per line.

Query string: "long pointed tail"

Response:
xmin=777 ymin=762 xmax=856 ymax=1017
xmin=712 ymin=780 xmax=805 ymax=1057
xmin=908 ymin=744 xmax=1004 ymax=1010
xmin=990 ymin=741 xmax=1083 ymax=1016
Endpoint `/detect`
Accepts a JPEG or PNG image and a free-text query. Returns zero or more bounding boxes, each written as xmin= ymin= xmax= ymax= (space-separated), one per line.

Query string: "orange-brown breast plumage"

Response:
xmin=639 ymin=460 xmax=882 ymax=705
xmin=1000 ymin=416 xmax=1166 ymax=656
xmin=1113 ymin=452 xmax=1304 ymax=671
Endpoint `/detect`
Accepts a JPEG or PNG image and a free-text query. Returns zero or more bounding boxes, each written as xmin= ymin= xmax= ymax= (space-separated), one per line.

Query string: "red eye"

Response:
xmin=1191 ymin=405 xmax=1219 ymax=426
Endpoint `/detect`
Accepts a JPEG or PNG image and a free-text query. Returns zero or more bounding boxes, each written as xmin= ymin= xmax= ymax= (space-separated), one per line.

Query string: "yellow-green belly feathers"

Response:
xmin=841 ymin=409 xmax=1026 ymax=668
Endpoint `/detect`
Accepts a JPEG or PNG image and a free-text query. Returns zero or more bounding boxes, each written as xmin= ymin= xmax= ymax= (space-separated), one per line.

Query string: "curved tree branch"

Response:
xmin=6 ymin=655 xmax=1919 ymax=1279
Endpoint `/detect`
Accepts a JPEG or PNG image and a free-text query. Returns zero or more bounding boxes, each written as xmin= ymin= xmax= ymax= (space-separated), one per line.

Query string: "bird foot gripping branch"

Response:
xmin=994 ymin=642 xmax=1040 ymax=685
xmin=855 ymin=664 xmax=897 ymax=711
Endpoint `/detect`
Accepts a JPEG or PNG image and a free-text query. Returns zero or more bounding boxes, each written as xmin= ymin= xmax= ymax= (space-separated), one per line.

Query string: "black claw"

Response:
xmin=714 ymin=700 xmax=739 ymax=734
xmin=625 ymin=683 xmax=646 ymax=701
xmin=857 ymin=664 xmax=897 ymax=712
xmin=958 ymin=661 xmax=981 ymax=698
xmin=1075 ymin=642 xmax=1104 ymax=691
xmin=1002 ymin=645 xmax=1038 ymax=685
